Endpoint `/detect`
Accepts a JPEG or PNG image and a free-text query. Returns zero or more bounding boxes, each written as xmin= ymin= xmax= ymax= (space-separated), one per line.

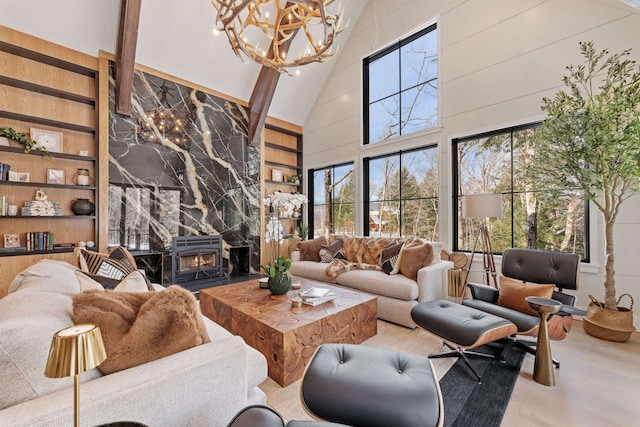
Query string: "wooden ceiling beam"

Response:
xmin=248 ymin=67 xmax=280 ymax=145
xmin=115 ymin=0 xmax=142 ymax=116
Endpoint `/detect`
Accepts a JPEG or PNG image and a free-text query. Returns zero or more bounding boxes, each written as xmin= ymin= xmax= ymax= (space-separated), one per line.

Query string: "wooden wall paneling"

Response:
xmin=0 ymin=26 xmax=98 ymax=298
xmin=97 ymin=55 xmax=111 ymax=252
xmin=0 ymin=50 xmax=96 ymax=97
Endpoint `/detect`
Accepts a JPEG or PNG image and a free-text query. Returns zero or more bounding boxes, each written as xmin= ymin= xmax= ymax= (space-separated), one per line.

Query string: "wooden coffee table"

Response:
xmin=199 ymin=278 xmax=377 ymax=387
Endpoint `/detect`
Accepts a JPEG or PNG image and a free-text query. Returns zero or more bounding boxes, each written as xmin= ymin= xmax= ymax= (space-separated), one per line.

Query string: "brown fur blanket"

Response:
xmin=72 ymin=285 xmax=210 ymax=375
xmin=325 ymin=258 xmax=382 ymax=279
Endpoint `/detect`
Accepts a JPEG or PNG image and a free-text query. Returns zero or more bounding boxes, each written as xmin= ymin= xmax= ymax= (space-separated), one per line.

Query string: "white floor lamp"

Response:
xmin=462 ymin=194 xmax=503 ymax=288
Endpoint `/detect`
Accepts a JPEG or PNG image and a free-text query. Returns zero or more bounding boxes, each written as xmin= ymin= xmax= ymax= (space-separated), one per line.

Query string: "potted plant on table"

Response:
xmin=261 ymin=191 xmax=307 ymax=295
xmin=535 ymin=41 xmax=639 ymax=341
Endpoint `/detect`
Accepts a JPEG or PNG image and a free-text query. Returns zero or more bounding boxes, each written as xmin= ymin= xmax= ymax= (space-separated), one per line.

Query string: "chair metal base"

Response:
xmin=428 ymin=341 xmax=497 ymax=383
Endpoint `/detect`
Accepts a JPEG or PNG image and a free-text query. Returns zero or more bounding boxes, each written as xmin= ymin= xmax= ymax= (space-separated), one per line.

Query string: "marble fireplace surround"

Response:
xmin=108 ymin=64 xmax=261 ymax=282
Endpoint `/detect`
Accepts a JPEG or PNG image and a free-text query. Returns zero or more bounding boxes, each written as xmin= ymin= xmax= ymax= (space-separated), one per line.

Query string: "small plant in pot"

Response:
xmin=0 ymin=126 xmax=49 ymax=156
xmin=535 ymin=41 xmax=639 ymax=341
xmin=261 ymin=255 xmax=292 ymax=295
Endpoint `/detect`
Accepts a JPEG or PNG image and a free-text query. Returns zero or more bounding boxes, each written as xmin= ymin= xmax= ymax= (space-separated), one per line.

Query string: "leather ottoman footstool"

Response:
xmin=411 ymin=300 xmax=517 ymax=382
xmin=300 ymin=343 xmax=443 ymax=427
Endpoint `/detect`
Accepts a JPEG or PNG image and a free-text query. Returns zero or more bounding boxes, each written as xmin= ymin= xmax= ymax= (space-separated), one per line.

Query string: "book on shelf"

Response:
xmin=53 ymin=243 xmax=75 ymax=249
xmin=0 ymin=196 xmax=7 ymax=216
xmin=0 ymin=246 xmax=26 ymax=252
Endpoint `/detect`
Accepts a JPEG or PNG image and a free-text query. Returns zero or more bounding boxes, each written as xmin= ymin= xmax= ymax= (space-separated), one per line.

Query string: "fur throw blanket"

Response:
xmin=325 ymin=258 xmax=382 ymax=279
xmin=338 ymin=236 xmax=395 ymax=265
xmin=72 ymin=285 xmax=210 ymax=375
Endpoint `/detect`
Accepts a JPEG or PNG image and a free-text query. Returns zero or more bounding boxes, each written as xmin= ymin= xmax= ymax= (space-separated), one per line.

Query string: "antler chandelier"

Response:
xmin=136 ymin=82 xmax=189 ymax=145
xmin=212 ymin=0 xmax=346 ymax=75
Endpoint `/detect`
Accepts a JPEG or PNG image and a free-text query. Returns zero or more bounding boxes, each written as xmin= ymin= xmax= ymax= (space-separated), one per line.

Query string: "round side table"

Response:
xmin=525 ymin=296 xmax=562 ymax=386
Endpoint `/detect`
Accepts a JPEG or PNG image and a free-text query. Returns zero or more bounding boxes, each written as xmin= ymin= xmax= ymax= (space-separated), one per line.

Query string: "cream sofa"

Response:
xmin=290 ymin=236 xmax=454 ymax=328
xmin=0 ymin=260 xmax=267 ymax=427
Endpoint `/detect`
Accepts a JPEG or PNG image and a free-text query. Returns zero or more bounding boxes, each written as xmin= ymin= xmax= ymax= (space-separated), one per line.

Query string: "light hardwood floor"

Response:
xmin=259 ymin=319 xmax=640 ymax=426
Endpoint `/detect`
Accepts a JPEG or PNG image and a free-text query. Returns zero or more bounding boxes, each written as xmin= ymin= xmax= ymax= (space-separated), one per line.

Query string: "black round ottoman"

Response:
xmin=300 ymin=343 xmax=443 ymax=427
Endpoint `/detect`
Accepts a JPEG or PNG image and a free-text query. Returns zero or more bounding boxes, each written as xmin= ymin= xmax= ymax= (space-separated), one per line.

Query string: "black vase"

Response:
xmin=71 ymin=198 xmax=95 ymax=215
xmin=268 ymin=272 xmax=292 ymax=295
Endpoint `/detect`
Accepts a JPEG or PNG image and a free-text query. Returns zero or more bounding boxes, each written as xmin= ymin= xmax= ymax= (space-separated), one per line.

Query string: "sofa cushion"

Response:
xmin=0 ymin=260 xmax=102 ymax=410
xmin=335 ymin=269 xmax=419 ymax=301
xmin=298 ymin=236 xmax=327 ymax=262
xmin=290 ymin=261 xmax=338 ymax=283
xmin=73 ymin=286 xmax=211 ymax=375
xmin=398 ymin=242 xmax=435 ymax=280
xmin=497 ymin=276 xmax=555 ymax=316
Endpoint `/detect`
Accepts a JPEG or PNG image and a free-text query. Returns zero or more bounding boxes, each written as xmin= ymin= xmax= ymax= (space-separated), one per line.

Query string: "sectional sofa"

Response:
xmin=290 ymin=236 xmax=454 ymax=328
xmin=0 ymin=259 xmax=267 ymax=427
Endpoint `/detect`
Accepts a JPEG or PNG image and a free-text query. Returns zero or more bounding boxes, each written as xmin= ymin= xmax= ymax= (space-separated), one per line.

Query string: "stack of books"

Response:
xmin=299 ymin=287 xmax=337 ymax=306
xmin=26 ymin=231 xmax=54 ymax=251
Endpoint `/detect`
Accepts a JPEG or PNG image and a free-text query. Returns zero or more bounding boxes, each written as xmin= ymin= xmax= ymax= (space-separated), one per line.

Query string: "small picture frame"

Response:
xmin=17 ymin=172 xmax=30 ymax=183
xmin=272 ymin=169 xmax=283 ymax=182
xmin=30 ymin=128 xmax=63 ymax=153
xmin=4 ymin=233 xmax=20 ymax=248
xmin=47 ymin=168 xmax=66 ymax=185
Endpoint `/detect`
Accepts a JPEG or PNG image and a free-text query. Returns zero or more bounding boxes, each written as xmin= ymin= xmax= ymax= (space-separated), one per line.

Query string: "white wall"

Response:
xmin=303 ymin=0 xmax=640 ymax=325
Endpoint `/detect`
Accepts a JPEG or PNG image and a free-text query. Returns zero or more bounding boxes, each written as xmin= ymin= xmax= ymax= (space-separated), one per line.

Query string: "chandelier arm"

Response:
xmin=212 ymin=0 xmax=345 ymax=74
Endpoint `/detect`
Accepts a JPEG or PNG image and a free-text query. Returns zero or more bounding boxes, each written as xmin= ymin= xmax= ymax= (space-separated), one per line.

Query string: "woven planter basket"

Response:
xmin=583 ymin=294 xmax=636 ymax=342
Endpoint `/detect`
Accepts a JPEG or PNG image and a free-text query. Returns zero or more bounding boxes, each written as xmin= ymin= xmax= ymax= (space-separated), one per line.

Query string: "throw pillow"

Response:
xmin=72 ymin=285 xmax=211 ymax=375
xmin=78 ymin=247 xmax=137 ymax=281
xmin=319 ymin=239 xmax=345 ymax=263
xmin=497 ymin=276 xmax=556 ymax=316
xmin=398 ymin=242 xmax=435 ymax=280
xmin=298 ymin=236 xmax=327 ymax=261
xmin=380 ymin=240 xmax=404 ymax=275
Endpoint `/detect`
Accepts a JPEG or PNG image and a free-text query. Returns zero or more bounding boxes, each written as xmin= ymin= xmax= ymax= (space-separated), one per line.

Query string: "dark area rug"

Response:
xmin=438 ymin=344 xmax=526 ymax=427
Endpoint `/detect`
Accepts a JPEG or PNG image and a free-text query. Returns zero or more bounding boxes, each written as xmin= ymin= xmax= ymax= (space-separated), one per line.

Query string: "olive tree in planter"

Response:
xmin=535 ymin=41 xmax=640 ymax=319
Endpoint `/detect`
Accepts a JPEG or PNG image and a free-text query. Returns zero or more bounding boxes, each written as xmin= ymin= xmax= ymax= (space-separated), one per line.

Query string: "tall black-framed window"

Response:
xmin=308 ymin=162 xmax=355 ymax=238
xmin=363 ymin=23 xmax=438 ymax=144
xmin=452 ymin=123 xmax=589 ymax=261
xmin=363 ymin=145 xmax=439 ymax=239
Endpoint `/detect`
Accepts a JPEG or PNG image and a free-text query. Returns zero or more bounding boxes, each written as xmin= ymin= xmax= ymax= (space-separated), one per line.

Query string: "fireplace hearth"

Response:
xmin=172 ymin=235 xmax=223 ymax=292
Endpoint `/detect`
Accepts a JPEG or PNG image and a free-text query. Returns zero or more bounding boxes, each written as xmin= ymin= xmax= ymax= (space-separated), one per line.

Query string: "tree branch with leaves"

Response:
xmin=535 ymin=41 xmax=640 ymax=310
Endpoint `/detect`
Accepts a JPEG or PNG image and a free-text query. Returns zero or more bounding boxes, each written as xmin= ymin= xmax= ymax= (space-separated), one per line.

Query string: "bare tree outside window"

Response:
xmin=311 ymin=163 xmax=355 ymax=238
xmin=365 ymin=24 xmax=438 ymax=144
xmin=454 ymin=125 xmax=587 ymax=259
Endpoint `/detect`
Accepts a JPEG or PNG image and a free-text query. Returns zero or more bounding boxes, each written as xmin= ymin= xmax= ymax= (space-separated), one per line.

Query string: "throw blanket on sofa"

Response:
xmin=72 ymin=285 xmax=210 ymax=375
xmin=325 ymin=258 xmax=382 ymax=279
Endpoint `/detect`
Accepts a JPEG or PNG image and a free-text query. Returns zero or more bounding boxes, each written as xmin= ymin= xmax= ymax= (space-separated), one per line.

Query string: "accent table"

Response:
xmin=199 ymin=278 xmax=377 ymax=387
xmin=525 ymin=296 xmax=562 ymax=386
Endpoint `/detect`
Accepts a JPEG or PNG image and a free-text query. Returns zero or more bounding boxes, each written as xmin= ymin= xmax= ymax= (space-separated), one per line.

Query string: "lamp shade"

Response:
xmin=45 ymin=324 xmax=106 ymax=378
xmin=462 ymin=194 xmax=503 ymax=219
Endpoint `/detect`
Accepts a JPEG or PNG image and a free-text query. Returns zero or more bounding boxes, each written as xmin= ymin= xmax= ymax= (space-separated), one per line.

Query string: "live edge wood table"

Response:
xmin=199 ymin=278 xmax=377 ymax=387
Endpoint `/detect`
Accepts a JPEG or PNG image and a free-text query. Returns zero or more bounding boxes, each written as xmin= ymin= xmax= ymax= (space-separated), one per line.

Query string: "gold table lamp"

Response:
xmin=45 ymin=324 xmax=107 ymax=427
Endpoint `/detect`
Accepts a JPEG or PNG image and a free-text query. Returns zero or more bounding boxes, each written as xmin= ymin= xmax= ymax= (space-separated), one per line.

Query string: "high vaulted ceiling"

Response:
xmin=0 ymin=0 xmax=367 ymax=126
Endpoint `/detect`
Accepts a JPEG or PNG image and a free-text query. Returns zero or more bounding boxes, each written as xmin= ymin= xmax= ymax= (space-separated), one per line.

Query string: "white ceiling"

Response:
xmin=0 ymin=0 xmax=367 ymax=126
